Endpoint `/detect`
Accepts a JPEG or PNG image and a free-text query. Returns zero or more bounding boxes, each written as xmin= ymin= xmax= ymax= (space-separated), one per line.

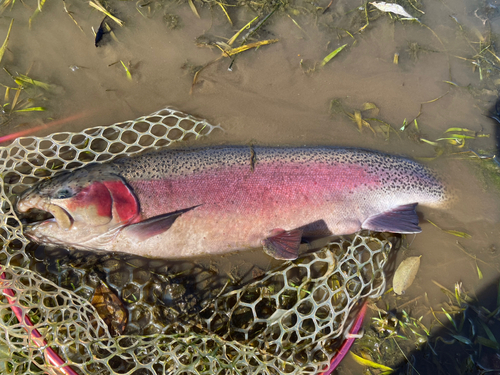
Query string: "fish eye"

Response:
xmin=55 ymin=187 xmax=74 ymax=199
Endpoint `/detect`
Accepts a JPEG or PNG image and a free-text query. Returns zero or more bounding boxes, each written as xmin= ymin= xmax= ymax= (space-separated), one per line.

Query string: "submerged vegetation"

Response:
xmin=351 ymin=279 xmax=500 ymax=374
xmin=0 ymin=21 xmax=50 ymax=128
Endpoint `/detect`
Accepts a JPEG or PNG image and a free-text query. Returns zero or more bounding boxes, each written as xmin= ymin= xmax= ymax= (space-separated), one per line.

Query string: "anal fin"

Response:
xmin=123 ymin=205 xmax=200 ymax=241
xmin=262 ymin=228 xmax=303 ymax=260
xmin=362 ymin=203 xmax=421 ymax=234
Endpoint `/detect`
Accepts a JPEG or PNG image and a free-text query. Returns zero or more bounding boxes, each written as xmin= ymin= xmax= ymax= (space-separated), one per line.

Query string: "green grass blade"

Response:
xmin=14 ymin=106 xmax=46 ymax=112
xmin=476 ymin=262 xmax=483 ymax=280
xmin=14 ymin=74 xmax=52 ymax=90
xmin=478 ymin=320 xmax=497 ymax=343
xmin=29 ymin=0 xmax=46 ymax=28
xmin=0 ymin=19 xmax=14 ymax=64
xmin=476 ymin=336 xmax=500 ymax=350
xmin=436 ymin=135 xmax=476 ymax=140
xmin=441 ymin=307 xmax=457 ymax=331
xmin=120 ymin=60 xmax=132 ymax=81
xmin=320 ymin=44 xmax=347 ymax=67
xmin=450 ymin=334 xmax=472 ymax=345
xmin=444 ymin=127 xmax=475 ymax=133
xmin=443 ymin=230 xmax=472 ymax=238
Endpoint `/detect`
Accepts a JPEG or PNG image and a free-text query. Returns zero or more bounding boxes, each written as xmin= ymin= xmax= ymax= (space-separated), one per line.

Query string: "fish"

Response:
xmin=16 ymin=146 xmax=448 ymax=260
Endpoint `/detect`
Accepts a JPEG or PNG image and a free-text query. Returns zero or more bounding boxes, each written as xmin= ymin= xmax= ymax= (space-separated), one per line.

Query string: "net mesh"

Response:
xmin=0 ymin=107 xmax=391 ymax=374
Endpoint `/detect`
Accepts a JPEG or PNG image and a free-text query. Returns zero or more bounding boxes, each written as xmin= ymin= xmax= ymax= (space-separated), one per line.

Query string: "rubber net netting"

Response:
xmin=0 ymin=107 xmax=391 ymax=374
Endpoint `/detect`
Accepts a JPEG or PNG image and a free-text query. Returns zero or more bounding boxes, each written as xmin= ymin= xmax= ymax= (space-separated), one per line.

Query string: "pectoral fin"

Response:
xmin=262 ymin=228 xmax=303 ymax=260
xmin=123 ymin=205 xmax=200 ymax=241
xmin=362 ymin=203 xmax=421 ymax=234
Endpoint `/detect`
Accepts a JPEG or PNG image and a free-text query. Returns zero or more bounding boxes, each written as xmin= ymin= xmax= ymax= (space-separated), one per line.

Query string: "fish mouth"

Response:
xmin=17 ymin=197 xmax=74 ymax=230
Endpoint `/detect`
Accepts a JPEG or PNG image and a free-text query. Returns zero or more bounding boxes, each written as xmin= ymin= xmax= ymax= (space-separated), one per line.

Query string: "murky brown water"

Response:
xmin=2 ymin=0 xmax=500 ymax=372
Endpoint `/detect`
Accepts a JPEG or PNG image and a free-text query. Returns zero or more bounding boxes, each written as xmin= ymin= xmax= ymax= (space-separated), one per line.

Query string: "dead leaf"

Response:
xmin=354 ymin=110 xmax=363 ymax=131
xmin=91 ymin=280 xmax=128 ymax=336
xmin=370 ymin=2 xmax=415 ymax=19
xmin=361 ymin=102 xmax=379 ymax=115
xmin=393 ymin=256 xmax=421 ymax=295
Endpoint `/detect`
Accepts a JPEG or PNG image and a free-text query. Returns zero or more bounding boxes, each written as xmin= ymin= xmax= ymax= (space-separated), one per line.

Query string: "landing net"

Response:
xmin=0 ymin=107 xmax=390 ymax=374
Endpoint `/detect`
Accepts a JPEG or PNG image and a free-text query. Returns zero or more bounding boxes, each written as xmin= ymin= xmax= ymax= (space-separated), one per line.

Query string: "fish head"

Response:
xmin=16 ymin=163 xmax=140 ymax=249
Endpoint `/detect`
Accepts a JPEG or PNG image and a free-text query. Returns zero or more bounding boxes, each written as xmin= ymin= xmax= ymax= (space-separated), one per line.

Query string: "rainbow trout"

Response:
xmin=17 ymin=147 xmax=447 ymax=259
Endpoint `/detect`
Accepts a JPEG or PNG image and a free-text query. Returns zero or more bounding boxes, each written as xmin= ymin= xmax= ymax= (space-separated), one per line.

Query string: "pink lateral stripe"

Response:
xmin=0 ymin=273 xmax=79 ymax=375
xmin=318 ymin=300 xmax=368 ymax=375
xmin=131 ymin=163 xmax=376 ymax=218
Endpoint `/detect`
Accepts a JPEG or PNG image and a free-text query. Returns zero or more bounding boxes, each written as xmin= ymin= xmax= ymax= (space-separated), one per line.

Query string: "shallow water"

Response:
xmin=2 ymin=0 xmax=500 ymax=372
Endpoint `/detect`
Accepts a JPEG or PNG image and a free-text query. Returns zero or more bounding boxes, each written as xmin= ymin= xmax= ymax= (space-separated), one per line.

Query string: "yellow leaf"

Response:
xmin=89 ymin=1 xmax=124 ymax=26
xmin=217 ymin=2 xmax=232 ymax=25
xmin=227 ymin=16 xmax=258 ymax=45
xmin=354 ymin=110 xmax=363 ymax=131
xmin=363 ymin=119 xmax=376 ymax=134
xmin=187 ymin=0 xmax=200 ymax=19
xmin=223 ymin=39 xmax=278 ymax=57
xmin=427 ymin=220 xmax=472 ymax=238
xmin=361 ymin=102 xmax=378 ymax=112
xmin=350 ymin=352 xmax=393 ymax=371
xmin=420 ymin=138 xmax=439 ymax=146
